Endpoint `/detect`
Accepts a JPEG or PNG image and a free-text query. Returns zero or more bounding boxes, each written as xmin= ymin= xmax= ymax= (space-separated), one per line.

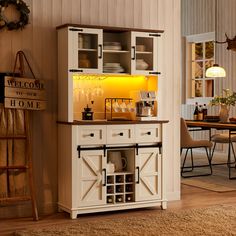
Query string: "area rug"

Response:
xmin=14 ymin=205 xmax=236 ymax=236
xmin=181 ymin=152 xmax=236 ymax=192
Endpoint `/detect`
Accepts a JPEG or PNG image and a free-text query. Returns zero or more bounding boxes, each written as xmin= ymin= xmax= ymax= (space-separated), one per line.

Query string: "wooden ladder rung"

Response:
xmin=0 ymin=135 xmax=27 ymax=139
xmin=0 ymin=165 xmax=29 ymax=170
xmin=0 ymin=196 xmax=31 ymax=203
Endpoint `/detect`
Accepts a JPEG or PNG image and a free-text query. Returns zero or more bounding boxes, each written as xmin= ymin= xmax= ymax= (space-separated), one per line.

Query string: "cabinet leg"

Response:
xmin=58 ymin=206 xmax=63 ymax=213
xmin=70 ymin=211 xmax=78 ymax=219
xmin=161 ymin=201 xmax=167 ymax=210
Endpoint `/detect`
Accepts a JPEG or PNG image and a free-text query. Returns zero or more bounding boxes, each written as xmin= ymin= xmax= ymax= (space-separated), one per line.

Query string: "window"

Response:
xmin=185 ymin=32 xmax=215 ymax=104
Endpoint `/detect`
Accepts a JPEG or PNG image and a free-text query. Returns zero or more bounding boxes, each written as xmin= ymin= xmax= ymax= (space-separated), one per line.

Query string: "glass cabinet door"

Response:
xmin=131 ymin=32 xmax=159 ymax=75
xmin=68 ymin=27 xmax=103 ymax=73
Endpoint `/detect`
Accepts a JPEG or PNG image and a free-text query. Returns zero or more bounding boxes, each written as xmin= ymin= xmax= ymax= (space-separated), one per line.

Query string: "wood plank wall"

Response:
xmin=0 ymin=0 xmax=181 ymax=218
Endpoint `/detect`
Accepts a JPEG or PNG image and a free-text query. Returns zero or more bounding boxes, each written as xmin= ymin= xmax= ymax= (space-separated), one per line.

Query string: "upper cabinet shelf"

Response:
xmin=78 ymin=48 xmax=98 ymax=52
xmin=103 ymin=50 xmax=130 ymax=54
xmin=57 ymin=24 xmax=164 ymax=76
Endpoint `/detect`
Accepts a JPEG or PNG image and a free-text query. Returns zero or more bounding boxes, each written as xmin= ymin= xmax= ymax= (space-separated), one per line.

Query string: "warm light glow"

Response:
xmin=206 ymin=64 xmax=226 ymax=78
xmin=72 ymin=74 xmax=151 ymax=81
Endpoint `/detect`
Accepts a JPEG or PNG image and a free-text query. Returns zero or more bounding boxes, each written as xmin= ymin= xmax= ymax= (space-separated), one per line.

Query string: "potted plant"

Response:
xmin=210 ymin=89 xmax=236 ymax=122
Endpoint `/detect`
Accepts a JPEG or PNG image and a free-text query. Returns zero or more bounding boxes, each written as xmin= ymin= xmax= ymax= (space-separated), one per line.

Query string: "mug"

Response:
xmin=112 ymin=101 xmax=120 ymax=112
xmin=107 ymin=161 xmax=115 ymax=173
xmin=120 ymin=101 xmax=127 ymax=112
xmin=108 ymin=151 xmax=127 ymax=172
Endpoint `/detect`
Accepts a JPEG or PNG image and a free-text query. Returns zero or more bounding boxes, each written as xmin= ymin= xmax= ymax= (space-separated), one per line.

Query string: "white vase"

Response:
xmin=219 ymin=104 xmax=229 ymax=122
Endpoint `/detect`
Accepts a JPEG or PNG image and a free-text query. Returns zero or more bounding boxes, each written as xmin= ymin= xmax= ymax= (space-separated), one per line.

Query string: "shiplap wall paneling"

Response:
xmin=157 ymin=0 xmax=181 ymax=200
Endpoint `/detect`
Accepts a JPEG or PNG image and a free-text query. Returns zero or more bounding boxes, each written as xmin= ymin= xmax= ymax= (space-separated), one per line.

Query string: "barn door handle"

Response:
xmin=131 ymin=46 xmax=136 ymax=60
xmin=102 ymin=168 xmax=107 ymax=186
xmin=136 ymin=166 xmax=140 ymax=184
xmin=98 ymin=44 xmax=102 ymax=59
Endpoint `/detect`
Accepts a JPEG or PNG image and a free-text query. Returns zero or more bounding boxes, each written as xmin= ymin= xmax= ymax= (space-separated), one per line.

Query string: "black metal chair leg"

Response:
xmin=190 ymin=148 xmax=194 ymax=170
xmin=211 ymin=142 xmax=236 ymax=166
xmin=205 ymin=147 xmax=212 ymax=175
xmin=211 ymin=142 xmax=216 ymax=162
xmin=181 ymin=147 xmax=212 ymax=178
xmin=181 ymin=149 xmax=193 ymax=176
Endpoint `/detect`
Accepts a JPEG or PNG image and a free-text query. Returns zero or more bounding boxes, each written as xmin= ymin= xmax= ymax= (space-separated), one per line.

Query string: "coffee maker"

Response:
xmin=131 ymin=91 xmax=157 ymax=120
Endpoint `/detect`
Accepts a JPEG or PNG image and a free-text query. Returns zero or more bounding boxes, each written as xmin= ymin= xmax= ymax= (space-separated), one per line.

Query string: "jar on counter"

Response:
xmin=79 ymin=53 xmax=91 ymax=68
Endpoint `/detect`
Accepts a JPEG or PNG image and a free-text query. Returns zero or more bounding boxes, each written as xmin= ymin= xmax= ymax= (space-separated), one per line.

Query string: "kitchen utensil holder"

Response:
xmin=105 ymin=98 xmax=133 ymax=121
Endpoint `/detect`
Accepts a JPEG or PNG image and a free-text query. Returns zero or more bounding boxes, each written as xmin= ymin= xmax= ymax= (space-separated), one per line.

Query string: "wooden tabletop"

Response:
xmin=186 ymin=120 xmax=236 ymax=130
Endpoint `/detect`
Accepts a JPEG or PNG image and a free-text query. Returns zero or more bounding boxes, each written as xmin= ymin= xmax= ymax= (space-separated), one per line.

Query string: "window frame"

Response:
xmin=185 ymin=32 xmax=215 ymax=105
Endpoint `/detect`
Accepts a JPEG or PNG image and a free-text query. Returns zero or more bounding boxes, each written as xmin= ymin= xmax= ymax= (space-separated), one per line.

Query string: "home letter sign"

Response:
xmin=3 ymin=76 xmax=46 ymax=110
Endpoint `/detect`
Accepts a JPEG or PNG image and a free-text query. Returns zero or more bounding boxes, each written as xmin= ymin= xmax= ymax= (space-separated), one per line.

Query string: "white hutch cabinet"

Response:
xmin=57 ymin=24 xmax=168 ymax=219
xmin=58 ymin=24 xmax=162 ymax=75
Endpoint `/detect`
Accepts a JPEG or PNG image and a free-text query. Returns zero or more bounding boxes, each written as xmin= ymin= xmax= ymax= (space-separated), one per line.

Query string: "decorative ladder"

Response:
xmin=0 ymin=109 xmax=38 ymax=220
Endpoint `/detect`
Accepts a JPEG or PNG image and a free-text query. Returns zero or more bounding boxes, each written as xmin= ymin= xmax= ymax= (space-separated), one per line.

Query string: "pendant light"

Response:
xmin=205 ymin=0 xmax=226 ymax=78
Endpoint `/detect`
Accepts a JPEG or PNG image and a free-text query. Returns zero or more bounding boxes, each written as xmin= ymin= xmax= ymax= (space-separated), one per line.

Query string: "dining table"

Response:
xmin=185 ymin=119 xmax=236 ymax=179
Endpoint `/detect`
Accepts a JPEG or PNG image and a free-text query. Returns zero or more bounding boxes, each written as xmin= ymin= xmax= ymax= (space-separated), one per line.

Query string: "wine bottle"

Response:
xmin=116 ymin=197 xmax=122 ymax=202
xmin=107 ymin=197 xmax=113 ymax=203
xmin=202 ymin=104 xmax=208 ymax=120
xmin=198 ymin=105 xmax=203 ymax=121
xmin=116 ymin=186 xmax=122 ymax=193
xmin=126 ymin=196 xmax=132 ymax=201
xmin=193 ymin=102 xmax=199 ymax=120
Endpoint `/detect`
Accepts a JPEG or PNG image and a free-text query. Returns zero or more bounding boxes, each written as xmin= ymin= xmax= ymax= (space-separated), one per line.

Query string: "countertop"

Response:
xmin=58 ymin=119 xmax=169 ymax=125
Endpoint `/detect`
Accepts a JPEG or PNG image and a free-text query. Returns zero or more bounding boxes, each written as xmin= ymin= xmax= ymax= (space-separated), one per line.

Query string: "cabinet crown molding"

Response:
xmin=56 ymin=23 xmax=164 ymax=34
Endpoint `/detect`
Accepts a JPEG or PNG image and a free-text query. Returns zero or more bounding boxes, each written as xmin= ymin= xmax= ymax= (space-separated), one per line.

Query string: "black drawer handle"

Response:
xmin=119 ymin=132 xmax=124 ymax=136
xmin=147 ymin=132 xmax=151 ymax=135
xmin=90 ymin=133 xmax=94 ymax=137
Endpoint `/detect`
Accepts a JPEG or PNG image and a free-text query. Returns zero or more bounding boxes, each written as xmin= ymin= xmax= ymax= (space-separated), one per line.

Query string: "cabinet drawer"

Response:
xmin=77 ymin=125 xmax=106 ymax=145
xmin=135 ymin=124 xmax=161 ymax=143
xmin=106 ymin=125 xmax=135 ymax=144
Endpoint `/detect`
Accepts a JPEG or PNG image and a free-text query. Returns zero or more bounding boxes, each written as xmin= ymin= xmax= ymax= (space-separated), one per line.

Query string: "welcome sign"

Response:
xmin=3 ymin=76 xmax=46 ymax=110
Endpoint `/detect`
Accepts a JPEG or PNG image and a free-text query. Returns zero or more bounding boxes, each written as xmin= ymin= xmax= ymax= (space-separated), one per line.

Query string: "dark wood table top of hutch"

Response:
xmin=58 ymin=120 xmax=169 ymax=126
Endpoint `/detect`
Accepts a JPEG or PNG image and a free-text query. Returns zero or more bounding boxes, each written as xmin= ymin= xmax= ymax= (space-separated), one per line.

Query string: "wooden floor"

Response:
xmin=1 ymin=184 xmax=236 ymax=236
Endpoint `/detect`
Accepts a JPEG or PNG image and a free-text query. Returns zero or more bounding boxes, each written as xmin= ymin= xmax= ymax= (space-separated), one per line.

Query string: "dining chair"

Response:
xmin=211 ymin=131 xmax=236 ymax=179
xmin=180 ymin=117 xmax=213 ymax=178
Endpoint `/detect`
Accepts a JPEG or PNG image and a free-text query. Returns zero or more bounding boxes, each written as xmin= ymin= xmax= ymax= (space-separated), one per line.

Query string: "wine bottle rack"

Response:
xmin=106 ymin=172 xmax=134 ymax=204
